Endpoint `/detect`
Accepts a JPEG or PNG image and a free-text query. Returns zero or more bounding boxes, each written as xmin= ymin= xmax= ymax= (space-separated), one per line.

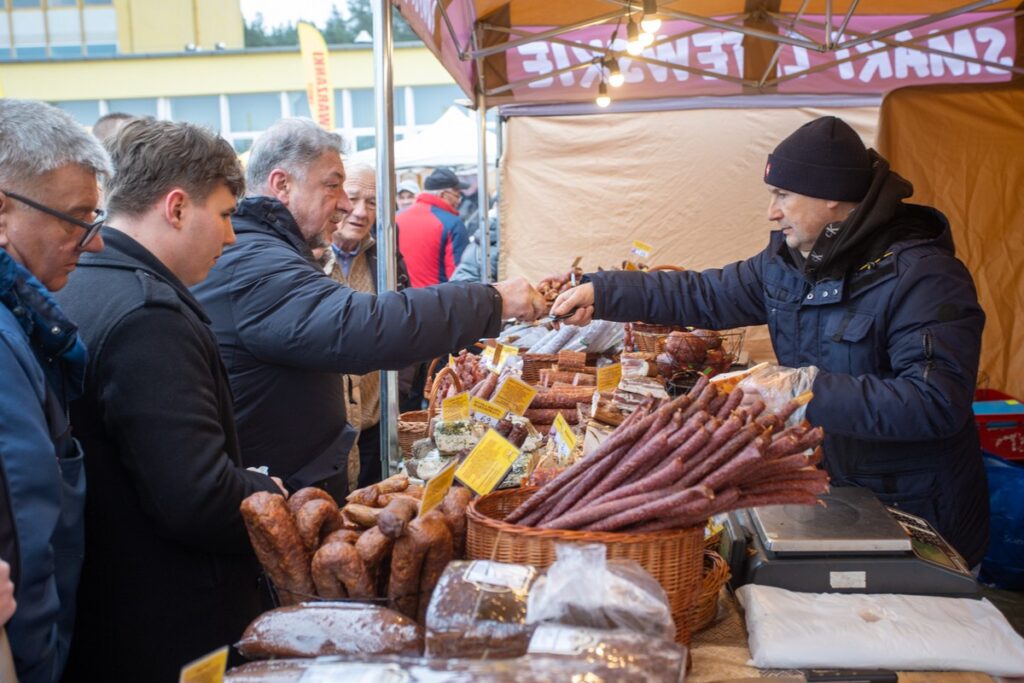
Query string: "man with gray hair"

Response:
xmin=194 ymin=118 xmax=545 ymax=499
xmin=0 ymin=98 xmax=111 ymax=683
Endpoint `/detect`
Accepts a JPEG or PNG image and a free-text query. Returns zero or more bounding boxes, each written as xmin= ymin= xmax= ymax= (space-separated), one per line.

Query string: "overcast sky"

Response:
xmin=239 ymin=0 xmax=344 ymax=29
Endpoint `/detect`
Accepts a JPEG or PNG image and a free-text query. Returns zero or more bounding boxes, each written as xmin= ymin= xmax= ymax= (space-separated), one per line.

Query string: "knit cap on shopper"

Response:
xmin=764 ymin=116 xmax=873 ymax=202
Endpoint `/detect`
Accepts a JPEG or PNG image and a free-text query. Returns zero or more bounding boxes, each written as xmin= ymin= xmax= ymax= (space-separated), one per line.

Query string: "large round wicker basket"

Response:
xmin=466 ymin=486 xmax=706 ymax=645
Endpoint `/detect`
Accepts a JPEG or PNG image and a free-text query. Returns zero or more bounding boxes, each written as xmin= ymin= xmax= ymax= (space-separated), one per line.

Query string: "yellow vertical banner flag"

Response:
xmin=297 ymin=21 xmax=335 ymax=130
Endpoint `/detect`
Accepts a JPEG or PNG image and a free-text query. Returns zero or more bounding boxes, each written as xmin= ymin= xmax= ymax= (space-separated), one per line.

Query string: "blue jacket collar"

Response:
xmin=233 ymin=196 xmax=315 ymax=261
xmin=0 ymin=248 xmax=87 ymax=393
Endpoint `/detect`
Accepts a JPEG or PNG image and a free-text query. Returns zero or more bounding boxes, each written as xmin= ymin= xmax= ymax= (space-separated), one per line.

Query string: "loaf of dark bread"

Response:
xmin=235 ymin=603 xmax=423 ymax=659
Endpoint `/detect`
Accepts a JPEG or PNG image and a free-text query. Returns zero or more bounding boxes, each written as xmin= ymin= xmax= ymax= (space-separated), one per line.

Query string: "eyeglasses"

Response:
xmin=2 ymin=190 xmax=106 ymax=248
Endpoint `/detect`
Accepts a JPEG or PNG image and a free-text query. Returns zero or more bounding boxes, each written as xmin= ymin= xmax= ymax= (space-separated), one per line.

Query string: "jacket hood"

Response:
xmin=233 ymin=196 xmax=316 ymax=262
xmin=802 ymin=150 xmax=946 ymax=281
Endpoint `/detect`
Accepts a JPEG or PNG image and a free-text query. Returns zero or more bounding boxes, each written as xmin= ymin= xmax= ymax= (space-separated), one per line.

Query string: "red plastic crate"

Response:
xmin=974 ymin=388 xmax=1024 ymax=461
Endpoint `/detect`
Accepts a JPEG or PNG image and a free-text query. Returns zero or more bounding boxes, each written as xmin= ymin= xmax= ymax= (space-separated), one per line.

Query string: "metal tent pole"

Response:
xmin=373 ymin=0 xmax=399 ymax=478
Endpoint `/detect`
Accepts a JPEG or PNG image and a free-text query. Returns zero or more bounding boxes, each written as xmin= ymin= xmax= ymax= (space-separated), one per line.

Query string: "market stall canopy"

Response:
xmin=394 ymin=0 xmax=1022 ymax=105
xmin=353 ymin=105 xmax=496 ymax=169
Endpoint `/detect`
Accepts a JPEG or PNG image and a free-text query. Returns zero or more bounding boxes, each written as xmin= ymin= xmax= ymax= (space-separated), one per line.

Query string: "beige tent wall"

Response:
xmin=878 ymin=81 xmax=1024 ymax=400
xmin=500 ymin=106 xmax=878 ymax=362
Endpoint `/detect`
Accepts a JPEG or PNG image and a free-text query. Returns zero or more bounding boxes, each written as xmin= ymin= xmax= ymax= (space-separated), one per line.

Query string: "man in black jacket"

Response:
xmin=55 ymin=119 xmax=285 ymax=682
xmin=193 ymin=118 xmax=545 ymax=499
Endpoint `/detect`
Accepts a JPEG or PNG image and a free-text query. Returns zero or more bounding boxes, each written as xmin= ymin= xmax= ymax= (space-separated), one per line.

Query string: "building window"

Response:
xmin=107 ymin=98 xmax=158 ymax=118
xmin=412 ymin=84 xmax=462 ymax=125
xmin=348 ymin=88 xmax=407 ymax=129
xmin=51 ymin=99 xmax=101 ymax=127
xmin=171 ymin=95 xmax=221 ymax=132
xmin=83 ymin=0 xmax=113 ymax=4
xmin=48 ymin=0 xmax=78 ymax=6
xmin=85 ymin=42 xmax=115 ymax=55
xmin=11 ymin=0 xmax=42 ymax=7
xmin=11 ymin=8 xmax=44 ymax=54
xmin=228 ymin=93 xmax=281 ymax=132
xmin=47 ymin=6 xmax=82 ymax=56
xmin=82 ymin=6 xmax=116 ymax=50
xmin=286 ymin=90 xmax=311 ymax=118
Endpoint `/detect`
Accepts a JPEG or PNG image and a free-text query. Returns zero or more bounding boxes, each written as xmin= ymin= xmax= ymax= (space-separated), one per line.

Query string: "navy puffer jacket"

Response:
xmin=588 ymin=156 xmax=989 ymax=566
xmin=192 ymin=197 xmax=503 ymax=499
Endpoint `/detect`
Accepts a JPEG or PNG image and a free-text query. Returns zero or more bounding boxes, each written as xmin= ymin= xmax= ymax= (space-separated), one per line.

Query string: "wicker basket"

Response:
xmin=397 ymin=366 xmax=460 ymax=457
xmin=631 ymin=322 xmax=685 ymax=353
xmin=684 ymin=549 xmax=731 ymax=634
xmin=465 ymin=487 xmax=705 ymax=645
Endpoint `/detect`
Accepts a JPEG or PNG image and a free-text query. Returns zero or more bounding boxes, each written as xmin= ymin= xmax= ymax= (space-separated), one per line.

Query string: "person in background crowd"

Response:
xmin=193 ymin=119 xmax=546 ymax=501
xmin=553 ymin=116 xmax=989 ymax=567
xmin=55 ymin=119 xmax=284 ymax=682
xmin=0 ymin=98 xmax=111 ymax=683
xmin=323 ymin=162 xmax=410 ymax=488
xmin=396 ymin=179 xmax=419 ymax=212
xmin=90 ymin=112 xmax=133 ymax=142
xmin=451 ymin=202 xmax=499 ymax=283
xmin=396 ymin=167 xmax=469 ymax=288
xmin=457 ymin=173 xmax=480 ymax=227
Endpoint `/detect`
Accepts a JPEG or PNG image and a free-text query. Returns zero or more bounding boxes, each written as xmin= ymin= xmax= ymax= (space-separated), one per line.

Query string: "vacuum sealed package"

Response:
xmin=526 ymin=543 xmax=675 ymax=640
xmin=225 ymin=654 xmax=664 ymax=682
xmin=527 ymin=624 xmax=687 ymax=683
xmin=235 ymin=603 xmax=423 ymax=659
xmin=424 ymin=560 xmax=540 ymax=658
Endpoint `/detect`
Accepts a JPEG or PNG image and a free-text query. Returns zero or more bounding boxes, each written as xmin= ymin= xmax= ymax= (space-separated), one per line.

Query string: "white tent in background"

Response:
xmin=353 ymin=105 xmax=496 ymax=170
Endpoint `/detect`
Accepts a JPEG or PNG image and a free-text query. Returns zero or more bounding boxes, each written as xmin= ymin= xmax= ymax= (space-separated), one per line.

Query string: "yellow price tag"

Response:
xmin=481 ymin=345 xmax=496 ymax=363
xmin=448 ymin=353 xmax=457 ymax=369
xmin=455 ymin=429 xmax=521 ymax=496
xmin=419 ymin=460 xmax=458 ymax=516
xmin=179 ymin=646 xmax=228 ymax=683
xmin=596 ymin=363 xmax=622 ymax=393
xmin=552 ymin=413 xmax=577 ymax=458
xmin=497 ymin=344 xmax=519 ymax=371
xmin=492 ymin=376 xmax=538 ymax=416
xmin=631 ymin=240 xmax=654 ymax=259
xmin=470 ymin=396 xmax=508 ymax=427
xmin=442 ymin=392 xmax=471 ymax=421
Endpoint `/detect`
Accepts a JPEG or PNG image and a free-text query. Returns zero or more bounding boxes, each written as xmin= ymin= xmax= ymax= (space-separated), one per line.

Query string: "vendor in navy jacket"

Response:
xmin=552 ymin=116 xmax=989 ymax=567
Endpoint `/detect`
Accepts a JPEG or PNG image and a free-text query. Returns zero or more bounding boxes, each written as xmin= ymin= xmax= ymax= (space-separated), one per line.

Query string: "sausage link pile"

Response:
xmin=504 ymin=375 xmax=828 ymax=532
xmin=241 ymin=475 xmax=474 ymax=623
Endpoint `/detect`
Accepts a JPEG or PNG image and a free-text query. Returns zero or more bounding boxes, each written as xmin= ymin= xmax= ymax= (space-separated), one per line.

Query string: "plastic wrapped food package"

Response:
xmin=225 ymin=653 xmax=674 ymax=682
xmin=526 ymin=543 xmax=676 ymax=641
xmin=424 ymin=560 xmax=539 ymax=659
xmin=527 ymin=624 xmax=687 ymax=683
xmin=235 ymin=603 xmax=423 ymax=659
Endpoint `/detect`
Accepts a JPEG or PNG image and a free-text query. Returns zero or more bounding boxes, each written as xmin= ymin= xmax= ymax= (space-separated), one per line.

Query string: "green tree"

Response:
xmin=244 ymin=2 xmax=422 ymax=48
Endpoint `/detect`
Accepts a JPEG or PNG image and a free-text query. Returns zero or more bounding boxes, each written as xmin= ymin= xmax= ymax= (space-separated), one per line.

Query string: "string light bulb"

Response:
xmin=641 ymin=0 xmax=662 ymax=34
xmin=606 ymin=58 xmax=624 ymax=87
xmin=639 ymin=30 xmax=655 ymax=47
xmin=596 ymin=80 xmax=611 ymax=108
xmin=626 ymin=15 xmax=643 ymax=56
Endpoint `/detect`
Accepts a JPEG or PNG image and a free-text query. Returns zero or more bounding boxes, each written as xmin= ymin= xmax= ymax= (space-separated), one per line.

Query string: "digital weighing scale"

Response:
xmin=719 ymin=487 xmax=978 ymax=596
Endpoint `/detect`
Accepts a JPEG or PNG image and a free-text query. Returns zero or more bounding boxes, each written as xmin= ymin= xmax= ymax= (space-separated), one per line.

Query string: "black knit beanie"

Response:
xmin=764 ymin=116 xmax=872 ymax=202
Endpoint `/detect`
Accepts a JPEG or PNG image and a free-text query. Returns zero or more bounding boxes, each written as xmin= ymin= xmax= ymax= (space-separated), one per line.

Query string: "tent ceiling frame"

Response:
xmin=481 ymin=21 xmax=753 ymax=96
xmin=430 ymin=0 xmax=1021 ymax=101
xmin=760 ymin=8 xmax=1024 ymax=85
xmin=599 ymin=0 xmax=821 ymax=50
xmin=759 ymin=0 xmax=813 ymax=86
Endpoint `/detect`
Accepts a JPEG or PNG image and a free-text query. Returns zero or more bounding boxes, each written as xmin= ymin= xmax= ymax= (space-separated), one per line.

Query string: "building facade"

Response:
xmin=0 ymin=0 xmax=462 ymax=151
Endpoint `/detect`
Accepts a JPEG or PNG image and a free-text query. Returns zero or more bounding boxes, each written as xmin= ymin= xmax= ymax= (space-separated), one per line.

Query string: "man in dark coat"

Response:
xmin=55 ymin=119 xmax=284 ymax=682
xmin=1 ymin=98 xmax=111 ymax=683
xmin=552 ymin=116 xmax=989 ymax=567
xmin=192 ymin=118 xmax=545 ymax=500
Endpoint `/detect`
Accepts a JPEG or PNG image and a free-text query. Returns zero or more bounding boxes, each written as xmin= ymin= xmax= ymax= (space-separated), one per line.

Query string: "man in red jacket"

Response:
xmin=397 ymin=167 xmax=470 ymax=287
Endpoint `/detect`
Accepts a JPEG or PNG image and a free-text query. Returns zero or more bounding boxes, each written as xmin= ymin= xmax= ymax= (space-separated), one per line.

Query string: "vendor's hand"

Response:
xmin=271 ymin=476 xmax=288 ymax=497
xmin=737 ymin=364 xmax=818 ymax=425
xmin=493 ymin=277 xmax=547 ymax=321
xmin=0 ymin=559 xmax=16 ymax=626
xmin=551 ymin=283 xmax=595 ymax=326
